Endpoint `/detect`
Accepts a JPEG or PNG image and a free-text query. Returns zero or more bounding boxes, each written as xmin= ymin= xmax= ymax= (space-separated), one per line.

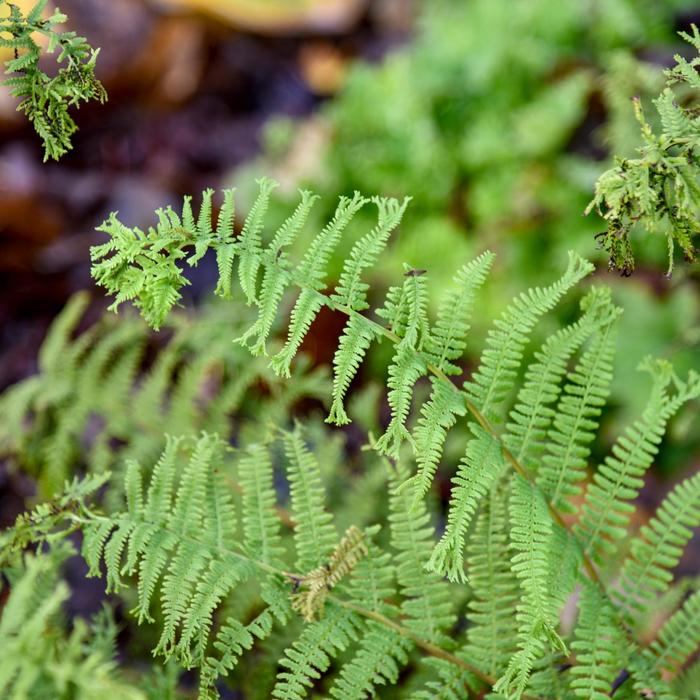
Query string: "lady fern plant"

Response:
xmin=1 ymin=181 xmax=699 ymax=699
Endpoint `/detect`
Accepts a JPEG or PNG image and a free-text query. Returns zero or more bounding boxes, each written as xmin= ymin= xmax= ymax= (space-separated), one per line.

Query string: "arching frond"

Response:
xmin=284 ymin=426 xmax=338 ymax=572
xmin=272 ymin=606 xmax=361 ymax=700
xmin=493 ymin=476 xmax=566 ymax=699
xmin=389 ymin=464 xmax=456 ymax=644
xmin=647 ymin=588 xmax=700 ymax=675
xmin=463 ymin=484 xmax=520 ymax=678
xmin=504 ymin=287 xmax=616 ymax=473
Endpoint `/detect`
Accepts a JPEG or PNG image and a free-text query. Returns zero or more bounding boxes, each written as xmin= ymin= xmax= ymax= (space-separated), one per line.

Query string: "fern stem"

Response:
xmin=333 ymin=301 xmax=603 ymax=584
xmin=336 ymin=598 xmax=495 ymax=688
xmin=67 ymin=509 xmax=534 ymax=693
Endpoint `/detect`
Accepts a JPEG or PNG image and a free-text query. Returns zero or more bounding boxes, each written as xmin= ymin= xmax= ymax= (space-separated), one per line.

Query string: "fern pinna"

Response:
xmin=1 ymin=181 xmax=699 ymax=698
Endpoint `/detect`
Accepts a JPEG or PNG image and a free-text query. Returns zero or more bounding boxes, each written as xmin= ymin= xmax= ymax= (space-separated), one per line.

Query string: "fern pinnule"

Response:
xmin=329 ymin=623 xmax=412 ymax=699
xmin=374 ymin=346 xmax=426 ymax=458
xmin=569 ymin=581 xmax=630 ymax=700
xmin=464 ymin=251 xmax=594 ymax=423
xmin=331 ymin=196 xmax=410 ymax=312
xmin=238 ymin=442 xmax=285 ymax=567
xmin=270 ymin=191 xmax=367 ymax=377
xmin=284 ymin=426 xmax=338 ymax=571
xmin=272 ymin=606 xmax=361 ymax=700
xmin=236 ymin=189 xmax=318 ymax=355
xmin=537 ymin=309 xmax=619 ymax=512
xmin=238 ymin=178 xmax=279 ymax=304
xmin=200 ymin=583 xmax=291 ymax=695
xmin=463 ymin=486 xmax=519 ymax=678
xmin=407 ymin=377 xmax=467 ymax=502
xmin=389 ymin=464 xmax=456 ymax=644
xmin=493 ymin=476 xmax=566 ymax=699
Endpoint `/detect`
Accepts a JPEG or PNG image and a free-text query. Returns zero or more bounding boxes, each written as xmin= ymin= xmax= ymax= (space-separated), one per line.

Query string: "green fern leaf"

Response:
xmin=503 ymin=287 xmax=615 ymax=473
xmin=537 ymin=313 xmax=618 ymax=512
xmin=576 ymin=360 xmax=700 ymax=562
xmin=569 ymin=581 xmax=630 ymax=700
xmin=618 ymin=471 xmax=700 ymax=619
xmin=647 ymin=588 xmax=700 ymax=675
xmin=284 ymin=427 xmax=338 ymax=571
xmin=238 ymin=178 xmax=279 ymax=304
xmin=272 ymin=606 xmax=361 ymax=700
xmin=428 ymin=427 xmax=505 ymax=582
xmin=465 ymin=252 xmax=593 ymax=422
xmin=239 ymin=442 xmax=285 ymax=567
xmin=389 ymin=464 xmax=456 ymax=644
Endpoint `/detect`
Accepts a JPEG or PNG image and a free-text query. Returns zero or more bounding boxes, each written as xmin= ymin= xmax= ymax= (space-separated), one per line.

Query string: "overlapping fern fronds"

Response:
xmin=1 ymin=181 xmax=698 ymax=698
xmin=0 ymin=544 xmax=146 ymax=699
xmin=0 ymin=0 xmax=106 ymax=160
xmin=0 ymin=292 xmax=329 ymax=498
xmin=1 ymin=429 xmax=478 ymax=699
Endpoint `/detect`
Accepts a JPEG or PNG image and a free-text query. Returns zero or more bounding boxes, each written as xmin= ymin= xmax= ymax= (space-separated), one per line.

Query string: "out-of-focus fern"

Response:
xmin=0 ymin=292 xmax=329 ymax=498
xmin=0 ymin=545 xmax=146 ymax=699
xmin=0 ymin=0 xmax=106 ymax=160
xmin=589 ymin=25 xmax=700 ymax=274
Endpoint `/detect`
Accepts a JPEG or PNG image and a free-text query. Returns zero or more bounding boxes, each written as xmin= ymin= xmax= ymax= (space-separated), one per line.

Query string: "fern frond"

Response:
xmin=270 ymin=191 xmax=367 ymax=376
xmin=427 ymin=426 xmax=505 ymax=582
xmin=0 ymin=546 xmax=144 ymax=699
xmin=569 ymin=581 xmax=630 ymax=700
xmin=576 ymin=360 xmax=700 ymax=562
xmin=617 ymin=471 xmax=700 ymax=619
xmin=464 ymin=252 xmax=593 ymax=422
xmin=239 ymin=442 xmax=285 ymax=567
xmin=326 ymin=314 xmax=378 ymax=425
xmin=329 ymin=623 xmax=413 ymax=699
xmin=272 ymin=605 xmax=361 ymax=700
xmin=463 ymin=485 xmax=519 ymax=678
xmin=237 ymin=189 xmax=318 ymax=354
xmin=647 ymin=588 xmax=700 ymax=675
xmin=374 ymin=346 xmax=426 ymax=457
xmin=407 ymin=377 xmax=467 ymax=501
xmin=406 ymin=253 xmax=494 ymax=497
xmin=493 ymin=476 xmax=566 ymax=699
xmin=503 ymin=287 xmax=615 ymax=473
xmin=200 ymin=582 xmax=291 ymax=695
xmin=331 ymin=196 xmax=410 ymax=312
xmin=537 ymin=311 xmax=618 ymax=512
xmin=389 ymin=465 xmax=456 ymax=644
xmin=284 ymin=426 xmax=338 ymax=571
